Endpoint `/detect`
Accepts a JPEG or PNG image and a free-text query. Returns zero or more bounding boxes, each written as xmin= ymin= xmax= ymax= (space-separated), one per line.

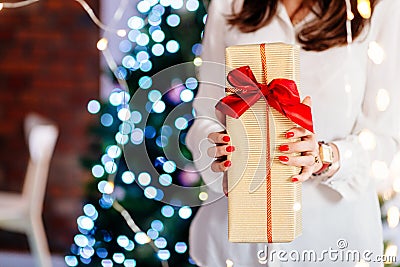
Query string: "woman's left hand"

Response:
xmin=278 ymin=96 xmax=323 ymax=182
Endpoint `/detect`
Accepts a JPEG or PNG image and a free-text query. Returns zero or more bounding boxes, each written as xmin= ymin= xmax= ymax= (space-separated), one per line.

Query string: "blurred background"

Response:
xmin=0 ymin=0 xmax=399 ymax=267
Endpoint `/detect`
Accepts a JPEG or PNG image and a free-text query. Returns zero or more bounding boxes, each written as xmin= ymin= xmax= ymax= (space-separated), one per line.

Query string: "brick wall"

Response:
xmin=0 ymin=0 xmax=99 ymax=253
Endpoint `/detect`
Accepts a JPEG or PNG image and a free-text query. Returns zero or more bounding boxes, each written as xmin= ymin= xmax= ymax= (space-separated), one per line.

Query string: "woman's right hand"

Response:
xmin=207 ymin=132 xmax=235 ymax=196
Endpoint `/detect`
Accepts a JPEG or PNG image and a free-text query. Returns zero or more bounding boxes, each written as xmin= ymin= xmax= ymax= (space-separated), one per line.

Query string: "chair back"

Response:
xmin=22 ymin=114 xmax=59 ymax=213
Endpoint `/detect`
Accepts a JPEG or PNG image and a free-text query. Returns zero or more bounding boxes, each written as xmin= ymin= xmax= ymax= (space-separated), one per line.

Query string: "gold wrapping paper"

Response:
xmin=226 ymin=43 xmax=302 ymax=243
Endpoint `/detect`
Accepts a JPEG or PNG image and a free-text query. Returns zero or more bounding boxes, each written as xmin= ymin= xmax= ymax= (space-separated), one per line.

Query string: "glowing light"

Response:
xmin=375 ymin=88 xmax=390 ymax=111
xmin=125 ymin=241 xmax=135 ymax=251
xmin=293 ymin=202 xmax=302 ymax=212
xmin=166 ymin=40 xmax=180 ymax=53
xmin=0 ymin=4 xmax=3 ymax=11
xmin=101 ymin=113 xmax=114 ymax=127
xmin=140 ymin=60 xmax=152 ymax=72
xmin=115 ymin=132 xmax=129 ymax=145
xmin=104 ymin=181 xmax=115 ymax=194
xmin=153 ymin=101 xmax=166 ymax=113
xmin=119 ymin=40 xmax=132 ymax=53
xmin=138 ymin=172 xmax=152 ymax=186
xmin=368 ymin=41 xmax=385 ymax=65
xmin=74 ymin=234 xmax=89 ymax=247
xmin=144 ymin=186 xmax=157 ymax=199
xmin=104 ymin=161 xmax=118 ymax=174
xmin=161 ymin=205 xmax=174 ymax=217
xmin=87 ymin=100 xmax=101 ymax=114
xmin=185 ymin=0 xmax=199 ymax=11
xmin=83 ymin=204 xmax=97 ymax=218
xmin=387 ymin=206 xmax=400 ymax=228
xmin=152 ymin=43 xmax=165 ymax=56
xmin=175 ymin=242 xmax=187 ymax=253
xmin=199 ymin=192 xmax=208 ymax=201
xmin=170 ymin=0 xmax=183 ymax=9
xmin=347 ymin=11 xmax=354 ymax=21
xmin=151 ymin=220 xmax=164 ymax=231
xmin=65 ymin=256 xmax=78 ymax=267
xmin=151 ymin=29 xmax=165 ymax=42
xmin=384 ymin=245 xmax=398 ymax=264
xmin=194 ymin=57 xmax=203 ymax=66
xmin=113 ymin=253 xmax=125 ymax=264
xmin=147 ymin=228 xmax=159 ymax=240
xmin=175 ymin=117 xmax=188 ymax=130
xmin=155 ymin=238 xmax=167 ymax=249
xmin=123 ymin=259 xmax=137 ymax=267
xmin=107 ymin=145 xmax=122 ymax=159
xmin=77 ymin=216 xmax=94 ymax=231
xmin=166 ymin=14 xmax=180 ymax=27
xmin=119 ymin=122 xmax=132 ymax=135
xmin=163 ymin=160 xmax=176 ymax=173
xmin=357 ymin=0 xmax=371 ymax=19
xmin=96 ymin=248 xmax=108 ymax=258
xmin=128 ymin=29 xmax=141 ymax=42
xmin=136 ymin=33 xmax=150 ymax=46
xmin=92 ymin=165 xmax=105 ymax=178
xmin=144 ymin=125 xmax=156 ymax=138
xmin=122 ymin=171 xmax=135 ymax=184
xmin=139 ymin=76 xmax=152 ymax=89
xmin=137 ymin=1 xmax=151 ymax=13
xmin=203 ymin=14 xmax=208 ymax=24
xmin=117 ymin=29 xmax=126 ymax=37
xmin=101 ymin=259 xmax=113 ymax=267
xmin=148 ymin=90 xmax=162 ymax=102
xmin=358 ymin=129 xmax=376 ymax=151
xmin=180 ymin=89 xmax=194 ymax=102
xmin=185 ymin=77 xmax=198 ymax=89
xmin=81 ymin=246 xmax=95 ymax=258
xmin=136 ymin=51 xmax=149 ymax=63
xmin=159 ymin=174 xmax=172 ymax=186
xmin=160 ymin=0 xmax=170 ymax=6
xmin=226 ymin=259 xmax=234 ymax=267
xmin=371 ymin=160 xmax=389 ymax=181
xmin=178 ymin=206 xmax=192 ymax=219
xmin=122 ymin=55 xmax=136 ymax=69
xmin=134 ymin=232 xmax=151 ymax=245
xmin=97 ymin=38 xmax=108 ymax=51
xmin=131 ymin=128 xmax=144 ymax=144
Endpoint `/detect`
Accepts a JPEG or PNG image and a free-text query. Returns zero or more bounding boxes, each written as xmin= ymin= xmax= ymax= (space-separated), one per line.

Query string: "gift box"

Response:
xmin=216 ymin=43 xmax=314 ymax=243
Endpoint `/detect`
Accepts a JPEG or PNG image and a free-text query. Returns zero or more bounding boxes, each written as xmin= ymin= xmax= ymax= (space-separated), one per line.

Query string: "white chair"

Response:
xmin=0 ymin=113 xmax=59 ymax=267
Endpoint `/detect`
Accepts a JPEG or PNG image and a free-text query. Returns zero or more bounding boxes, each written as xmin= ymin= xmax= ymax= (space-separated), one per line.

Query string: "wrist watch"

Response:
xmin=312 ymin=142 xmax=334 ymax=176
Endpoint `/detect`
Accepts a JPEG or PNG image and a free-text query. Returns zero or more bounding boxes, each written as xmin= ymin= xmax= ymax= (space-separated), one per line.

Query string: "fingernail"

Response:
xmin=279 ymin=145 xmax=289 ymax=152
xmin=224 ymin=192 xmax=228 ymax=197
xmin=226 ymin=146 xmax=235 ymax=152
xmin=279 ymin=156 xmax=289 ymax=162
xmin=291 ymin=178 xmax=299 ymax=182
xmin=224 ymin=160 xmax=232 ymax=167
xmin=222 ymin=136 xmax=231 ymax=142
xmin=286 ymin=132 xmax=294 ymax=138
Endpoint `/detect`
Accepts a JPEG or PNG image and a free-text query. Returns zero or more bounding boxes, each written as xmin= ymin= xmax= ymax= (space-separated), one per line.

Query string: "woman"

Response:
xmin=186 ymin=0 xmax=400 ymax=266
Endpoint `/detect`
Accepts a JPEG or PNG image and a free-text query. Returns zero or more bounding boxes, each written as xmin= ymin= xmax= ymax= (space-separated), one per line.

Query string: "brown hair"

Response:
xmin=227 ymin=0 xmax=376 ymax=51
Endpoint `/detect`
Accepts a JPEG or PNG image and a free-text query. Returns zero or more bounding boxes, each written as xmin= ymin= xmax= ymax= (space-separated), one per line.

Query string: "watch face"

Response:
xmin=320 ymin=144 xmax=333 ymax=164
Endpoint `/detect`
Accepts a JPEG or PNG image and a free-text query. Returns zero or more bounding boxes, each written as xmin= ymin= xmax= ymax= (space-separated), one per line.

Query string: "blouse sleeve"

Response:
xmin=185 ymin=0 xmax=228 ymax=194
xmin=321 ymin=0 xmax=400 ymax=200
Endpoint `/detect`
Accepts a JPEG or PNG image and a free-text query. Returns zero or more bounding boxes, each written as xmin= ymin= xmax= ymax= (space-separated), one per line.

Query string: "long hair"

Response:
xmin=227 ymin=0 xmax=376 ymax=51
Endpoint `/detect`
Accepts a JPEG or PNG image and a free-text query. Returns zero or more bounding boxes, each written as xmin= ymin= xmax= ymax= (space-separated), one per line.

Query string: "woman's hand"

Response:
xmin=207 ymin=132 xmax=233 ymax=196
xmin=278 ymin=96 xmax=322 ymax=182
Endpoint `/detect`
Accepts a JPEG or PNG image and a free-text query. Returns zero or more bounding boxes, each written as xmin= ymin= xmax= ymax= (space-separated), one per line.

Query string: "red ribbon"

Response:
xmin=215 ymin=66 xmax=314 ymax=133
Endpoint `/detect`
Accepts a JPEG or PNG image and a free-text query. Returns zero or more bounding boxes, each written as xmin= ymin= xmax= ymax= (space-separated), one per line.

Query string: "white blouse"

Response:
xmin=186 ymin=0 xmax=400 ymax=266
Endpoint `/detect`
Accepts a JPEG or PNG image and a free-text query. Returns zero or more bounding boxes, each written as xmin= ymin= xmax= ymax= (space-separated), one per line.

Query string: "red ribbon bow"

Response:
xmin=215 ymin=66 xmax=314 ymax=133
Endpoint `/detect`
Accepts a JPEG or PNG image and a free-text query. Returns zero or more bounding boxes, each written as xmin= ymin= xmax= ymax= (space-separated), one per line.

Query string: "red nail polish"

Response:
xmin=224 ymin=192 xmax=229 ymax=197
xmin=226 ymin=146 xmax=235 ymax=152
xmin=279 ymin=145 xmax=289 ymax=152
xmin=279 ymin=156 xmax=289 ymax=162
xmin=222 ymin=136 xmax=231 ymax=142
xmin=286 ymin=132 xmax=294 ymax=138
xmin=224 ymin=160 xmax=232 ymax=167
xmin=291 ymin=178 xmax=299 ymax=182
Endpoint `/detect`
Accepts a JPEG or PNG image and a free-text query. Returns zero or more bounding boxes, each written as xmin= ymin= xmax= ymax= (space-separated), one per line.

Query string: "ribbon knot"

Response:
xmin=216 ymin=65 xmax=314 ymax=133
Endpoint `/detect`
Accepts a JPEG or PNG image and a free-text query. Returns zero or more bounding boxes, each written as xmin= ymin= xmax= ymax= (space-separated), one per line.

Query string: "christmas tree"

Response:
xmin=65 ymin=0 xmax=208 ymax=266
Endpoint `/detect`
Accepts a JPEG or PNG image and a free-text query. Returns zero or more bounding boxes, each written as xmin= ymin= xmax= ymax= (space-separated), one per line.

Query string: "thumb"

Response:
xmin=302 ymin=96 xmax=312 ymax=107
